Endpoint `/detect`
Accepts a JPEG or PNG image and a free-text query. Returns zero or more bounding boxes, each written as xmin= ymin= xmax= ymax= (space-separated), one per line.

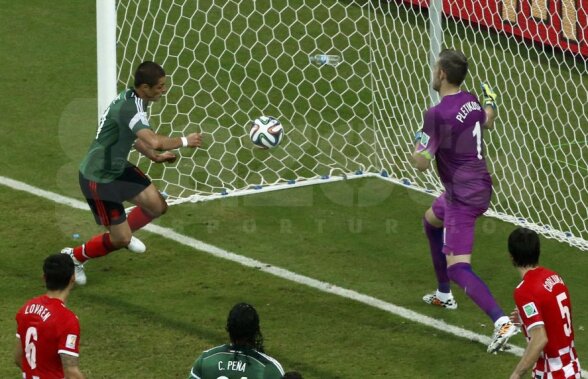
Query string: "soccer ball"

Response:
xmin=249 ymin=116 xmax=284 ymax=149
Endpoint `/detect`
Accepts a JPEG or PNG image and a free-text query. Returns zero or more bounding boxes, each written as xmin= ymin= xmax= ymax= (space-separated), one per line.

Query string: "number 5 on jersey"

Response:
xmin=556 ymin=292 xmax=572 ymax=337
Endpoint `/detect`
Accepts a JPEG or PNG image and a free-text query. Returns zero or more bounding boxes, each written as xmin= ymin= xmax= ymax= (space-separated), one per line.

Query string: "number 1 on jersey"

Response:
xmin=473 ymin=121 xmax=482 ymax=160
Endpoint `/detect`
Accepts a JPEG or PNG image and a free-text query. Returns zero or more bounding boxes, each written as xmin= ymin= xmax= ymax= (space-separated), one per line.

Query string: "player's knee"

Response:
xmin=447 ymin=264 xmax=459 ymax=282
xmin=447 ymin=261 xmax=471 ymax=282
xmin=141 ymin=198 xmax=167 ymax=219
xmin=110 ymin=234 xmax=132 ymax=248
xmin=149 ymin=202 xmax=167 ymax=218
xmin=424 ymin=208 xmax=443 ymax=227
xmin=158 ymin=201 xmax=168 ymax=216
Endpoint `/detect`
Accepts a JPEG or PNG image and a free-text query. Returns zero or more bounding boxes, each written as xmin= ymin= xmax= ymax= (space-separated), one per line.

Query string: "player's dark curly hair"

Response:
xmin=226 ymin=302 xmax=265 ymax=352
xmin=134 ymin=61 xmax=166 ymax=87
xmin=44 ymin=254 xmax=75 ymax=291
xmin=438 ymin=49 xmax=468 ymax=86
xmin=508 ymin=227 xmax=540 ymax=267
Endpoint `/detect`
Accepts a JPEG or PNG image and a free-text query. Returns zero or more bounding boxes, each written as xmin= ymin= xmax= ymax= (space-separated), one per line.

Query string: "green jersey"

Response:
xmin=188 ymin=344 xmax=285 ymax=379
xmin=79 ymin=89 xmax=151 ymax=182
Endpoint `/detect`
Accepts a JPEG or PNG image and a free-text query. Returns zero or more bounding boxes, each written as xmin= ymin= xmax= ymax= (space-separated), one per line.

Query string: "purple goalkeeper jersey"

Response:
xmin=417 ymin=91 xmax=492 ymax=207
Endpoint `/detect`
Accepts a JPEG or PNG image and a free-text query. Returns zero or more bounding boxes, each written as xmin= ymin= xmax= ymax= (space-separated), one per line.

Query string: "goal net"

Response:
xmin=114 ymin=0 xmax=588 ymax=251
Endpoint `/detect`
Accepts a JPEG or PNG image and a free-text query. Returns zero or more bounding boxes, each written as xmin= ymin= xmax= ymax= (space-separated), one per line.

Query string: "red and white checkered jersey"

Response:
xmin=16 ymin=295 xmax=80 ymax=379
xmin=514 ymin=267 xmax=581 ymax=378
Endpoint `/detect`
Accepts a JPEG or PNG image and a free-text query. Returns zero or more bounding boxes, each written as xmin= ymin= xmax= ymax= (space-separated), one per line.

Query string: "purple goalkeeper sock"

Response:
xmin=423 ymin=218 xmax=450 ymax=293
xmin=447 ymin=262 xmax=505 ymax=322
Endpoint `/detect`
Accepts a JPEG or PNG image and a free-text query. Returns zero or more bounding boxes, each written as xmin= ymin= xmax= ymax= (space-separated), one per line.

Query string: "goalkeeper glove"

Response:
xmin=481 ymin=82 xmax=497 ymax=110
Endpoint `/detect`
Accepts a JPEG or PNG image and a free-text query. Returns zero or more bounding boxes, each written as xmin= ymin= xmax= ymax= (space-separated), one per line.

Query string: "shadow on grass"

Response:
xmin=82 ymin=292 xmax=344 ymax=379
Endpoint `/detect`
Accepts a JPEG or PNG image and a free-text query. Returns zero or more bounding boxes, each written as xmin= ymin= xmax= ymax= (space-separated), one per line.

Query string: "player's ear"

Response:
xmin=137 ymin=83 xmax=151 ymax=92
xmin=438 ymin=68 xmax=447 ymax=81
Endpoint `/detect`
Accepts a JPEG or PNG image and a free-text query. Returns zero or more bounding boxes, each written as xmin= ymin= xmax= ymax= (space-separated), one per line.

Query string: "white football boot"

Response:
xmin=61 ymin=248 xmax=87 ymax=286
xmin=487 ymin=316 xmax=520 ymax=353
xmin=422 ymin=290 xmax=458 ymax=310
xmin=126 ymin=236 xmax=146 ymax=254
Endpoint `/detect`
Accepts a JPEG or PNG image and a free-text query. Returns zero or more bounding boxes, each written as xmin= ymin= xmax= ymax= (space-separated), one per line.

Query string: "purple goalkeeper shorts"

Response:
xmin=431 ymin=193 xmax=488 ymax=255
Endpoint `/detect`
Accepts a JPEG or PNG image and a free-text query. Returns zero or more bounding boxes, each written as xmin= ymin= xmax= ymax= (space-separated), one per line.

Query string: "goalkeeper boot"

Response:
xmin=61 ymin=247 xmax=87 ymax=286
xmin=126 ymin=236 xmax=146 ymax=254
xmin=422 ymin=290 xmax=458 ymax=310
xmin=487 ymin=316 xmax=519 ymax=353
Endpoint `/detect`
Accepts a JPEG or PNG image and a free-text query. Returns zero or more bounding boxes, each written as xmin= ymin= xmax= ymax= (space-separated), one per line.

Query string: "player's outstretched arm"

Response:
xmin=134 ymin=139 xmax=177 ymax=163
xmin=480 ymin=83 xmax=497 ymax=130
xmin=61 ymin=354 xmax=85 ymax=379
xmin=136 ymin=129 xmax=202 ymax=151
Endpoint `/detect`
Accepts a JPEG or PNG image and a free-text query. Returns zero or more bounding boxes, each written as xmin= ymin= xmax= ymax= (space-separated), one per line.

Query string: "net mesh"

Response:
xmin=116 ymin=0 xmax=588 ymax=250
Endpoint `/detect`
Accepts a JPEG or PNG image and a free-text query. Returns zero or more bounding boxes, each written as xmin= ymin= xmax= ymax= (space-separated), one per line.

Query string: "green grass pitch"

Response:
xmin=0 ymin=1 xmax=587 ymax=378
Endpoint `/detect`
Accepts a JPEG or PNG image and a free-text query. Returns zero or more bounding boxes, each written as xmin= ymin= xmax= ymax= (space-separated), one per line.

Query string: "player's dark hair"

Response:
xmin=134 ymin=61 xmax=166 ymax=87
xmin=44 ymin=254 xmax=75 ymax=291
xmin=284 ymin=372 xmax=304 ymax=379
xmin=508 ymin=227 xmax=541 ymax=267
xmin=438 ymin=49 xmax=468 ymax=86
xmin=226 ymin=302 xmax=265 ymax=352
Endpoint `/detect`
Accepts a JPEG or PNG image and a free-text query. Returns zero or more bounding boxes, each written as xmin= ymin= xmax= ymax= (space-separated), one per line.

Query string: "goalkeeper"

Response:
xmin=61 ymin=61 xmax=202 ymax=285
xmin=410 ymin=49 xmax=516 ymax=353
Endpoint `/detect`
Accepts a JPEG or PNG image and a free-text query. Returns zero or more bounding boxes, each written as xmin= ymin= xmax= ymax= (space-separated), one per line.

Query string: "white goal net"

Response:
xmin=115 ymin=0 xmax=588 ymax=250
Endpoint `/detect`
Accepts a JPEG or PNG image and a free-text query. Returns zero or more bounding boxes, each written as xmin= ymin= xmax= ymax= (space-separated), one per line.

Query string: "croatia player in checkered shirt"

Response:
xmin=411 ymin=48 xmax=518 ymax=352
xmin=508 ymin=228 xmax=581 ymax=379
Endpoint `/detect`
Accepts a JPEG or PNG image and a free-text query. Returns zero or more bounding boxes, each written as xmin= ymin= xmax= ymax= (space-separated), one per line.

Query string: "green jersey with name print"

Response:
xmin=188 ymin=344 xmax=284 ymax=379
xmin=79 ymin=89 xmax=151 ymax=182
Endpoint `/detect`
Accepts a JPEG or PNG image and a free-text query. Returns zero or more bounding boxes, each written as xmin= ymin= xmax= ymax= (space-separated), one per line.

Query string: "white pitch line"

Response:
xmin=5 ymin=174 xmax=584 ymax=374
xmin=147 ymin=223 xmax=508 ymax=347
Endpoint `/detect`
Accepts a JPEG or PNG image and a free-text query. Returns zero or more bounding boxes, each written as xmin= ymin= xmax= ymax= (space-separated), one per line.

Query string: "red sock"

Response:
xmin=73 ymin=233 xmax=116 ymax=263
xmin=127 ymin=207 xmax=154 ymax=232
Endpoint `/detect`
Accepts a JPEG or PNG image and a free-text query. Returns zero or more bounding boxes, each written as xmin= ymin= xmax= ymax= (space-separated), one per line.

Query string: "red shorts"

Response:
xmin=79 ymin=165 xmax=151 ymax=226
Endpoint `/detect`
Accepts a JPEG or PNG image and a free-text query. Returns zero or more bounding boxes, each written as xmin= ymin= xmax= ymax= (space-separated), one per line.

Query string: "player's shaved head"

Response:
xmin=438 ymin=49 xmax=468 ymax=86
xmin=226 ymin=302 xmax=265 ymax=352
xmin=44 ymin=254 xmax=75 ymax=291
xmin=508 ymin=227 xmax=541 ymax=267
xmin=134 ymin=61 xmax=166 ymax=88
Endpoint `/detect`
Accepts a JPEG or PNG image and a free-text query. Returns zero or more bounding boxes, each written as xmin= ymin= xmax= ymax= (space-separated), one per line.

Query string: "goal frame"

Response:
xmin=97 ymin=0 xmax=588 ymax=251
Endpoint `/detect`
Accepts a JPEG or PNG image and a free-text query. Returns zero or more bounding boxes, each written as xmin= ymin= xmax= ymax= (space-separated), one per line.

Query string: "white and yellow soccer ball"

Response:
xmin=249 ymin=116 xmax=284 ymax=149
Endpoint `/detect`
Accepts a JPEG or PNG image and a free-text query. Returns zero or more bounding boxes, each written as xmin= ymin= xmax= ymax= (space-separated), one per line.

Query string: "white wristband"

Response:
xmin=180 ymin=136 xmax=188 ymax=147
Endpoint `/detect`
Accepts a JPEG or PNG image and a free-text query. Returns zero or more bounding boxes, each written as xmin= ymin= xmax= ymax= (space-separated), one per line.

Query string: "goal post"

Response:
xmin=96 ymin=0 xmax=117 ymax=119
xmin=428 ymin=0 xmax=443 ymax=106
xmin=103 ymin=0 xmax=588 ymax=251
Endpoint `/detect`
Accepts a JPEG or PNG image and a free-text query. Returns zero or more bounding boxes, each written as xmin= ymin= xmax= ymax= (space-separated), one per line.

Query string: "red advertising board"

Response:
xmin=402 ymin=0 xmax=588 ymax=57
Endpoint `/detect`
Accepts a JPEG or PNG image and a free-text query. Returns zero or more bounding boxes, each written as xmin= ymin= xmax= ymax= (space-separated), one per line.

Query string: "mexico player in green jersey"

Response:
xmin=188 ymin=303 xmax=285 ymax=379
xmin=62 ymin=61 xmax=202 ymax=285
